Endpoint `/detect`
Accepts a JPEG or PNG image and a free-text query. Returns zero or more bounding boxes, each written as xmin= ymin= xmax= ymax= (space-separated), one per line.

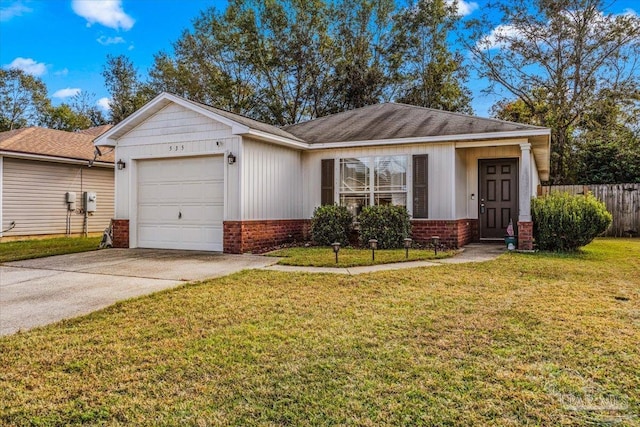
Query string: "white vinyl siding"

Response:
xmin=302 ymin=143 xmax=456 ymax=219
xmin=1 ymin=158 xmax=114 ymax=236
xmin=241 ymin=137 xmax=302 ymax=220
xmin=114 ymin=102 xmax=240 ymax=221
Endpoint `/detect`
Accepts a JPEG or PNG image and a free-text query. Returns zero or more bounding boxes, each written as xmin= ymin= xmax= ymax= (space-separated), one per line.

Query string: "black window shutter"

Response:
xmin=413 ymin=155 xmax=428 ymax=218
xmin=321 ymin=159 xmax=334 ymax=205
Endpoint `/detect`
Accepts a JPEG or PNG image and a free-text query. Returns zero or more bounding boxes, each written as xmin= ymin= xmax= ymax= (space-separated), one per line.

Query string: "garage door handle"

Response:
xmin=178 ymin=211 xmax=182 ymax=219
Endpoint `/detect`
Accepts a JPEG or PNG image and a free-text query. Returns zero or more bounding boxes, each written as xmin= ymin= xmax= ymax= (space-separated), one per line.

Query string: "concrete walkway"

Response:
xmin=261 ymin=243 xmax=506 ymax=275
xmin=1 ymin=244 xmax=505 ymax=336
xmin=0 ymin=249 xmax=277 ymax=336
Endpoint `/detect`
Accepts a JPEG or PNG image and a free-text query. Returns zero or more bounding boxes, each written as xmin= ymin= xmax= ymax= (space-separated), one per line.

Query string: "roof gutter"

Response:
xmin=0 ymin=150 xmax=114 ymax=168
xmin=306 ymin=129 xmax=551 ymax=150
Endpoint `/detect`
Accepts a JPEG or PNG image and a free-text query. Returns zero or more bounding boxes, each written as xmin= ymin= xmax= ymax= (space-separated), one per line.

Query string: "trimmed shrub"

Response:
xmin=531 ymin=192 xmax=612 ymax=251
xmin=358 ymin=205 xmax=411 ymax=249
xmin=311 ymin=205 xmax=353 ymax=246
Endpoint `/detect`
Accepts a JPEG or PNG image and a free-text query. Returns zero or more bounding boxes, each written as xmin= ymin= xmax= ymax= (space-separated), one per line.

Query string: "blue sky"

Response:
xmin=1 ymin=0 xmax=637 ymax=118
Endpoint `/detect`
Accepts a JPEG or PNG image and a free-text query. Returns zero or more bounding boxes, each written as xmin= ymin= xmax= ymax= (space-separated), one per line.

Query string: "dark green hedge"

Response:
xmin=532 ymin=192 xmax=612 ymax=251
xmin=358 ymin=205 xmax=411 ymax=249
xmin=311 ymin=205 xmax=353 ymax=246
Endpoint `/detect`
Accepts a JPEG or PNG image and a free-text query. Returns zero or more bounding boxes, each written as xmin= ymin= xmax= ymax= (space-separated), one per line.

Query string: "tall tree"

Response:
xmin=41 ymin=91 xmax=108 ymax=131
xmin=102 ymin=55 xmax=152 ymax=124
xmin=465 ymin=0 xmax=640 ymax=183
xmin=0 ymin=68 xmax=49 ymax=131
xmin=389 ymin=0 xmax=472 ymax=113
xmin=328 ymin=0 xmax=395 ymax=112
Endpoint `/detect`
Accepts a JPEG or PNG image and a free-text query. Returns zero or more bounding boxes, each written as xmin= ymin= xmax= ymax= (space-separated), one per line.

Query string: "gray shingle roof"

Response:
xmin=180 ymin=97 xmax=305 ymax=142
xmin=282 ymin=103 xmax=546 ymax=144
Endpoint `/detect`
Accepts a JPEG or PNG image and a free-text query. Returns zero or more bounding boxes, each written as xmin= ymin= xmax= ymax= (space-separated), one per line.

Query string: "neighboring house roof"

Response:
xmin=0 ymin=126 xmax=114 ymax=163
xmin=77 ymin=124 xmax=114 ymax=137
xmin=283 ymin=102 xmax=547 ymax=144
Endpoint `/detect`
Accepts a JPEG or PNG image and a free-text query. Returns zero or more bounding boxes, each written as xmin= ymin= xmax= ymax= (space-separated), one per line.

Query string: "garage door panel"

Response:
xmin=137 ymin=156 xmax=224 ymax=251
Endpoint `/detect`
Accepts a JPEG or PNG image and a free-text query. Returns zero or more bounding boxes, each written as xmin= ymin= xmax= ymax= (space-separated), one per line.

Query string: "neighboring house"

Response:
xmin=95 ymin=92 xmax=550 ymax=253
xmin=0 ymin=126 xmax=114 ymax=239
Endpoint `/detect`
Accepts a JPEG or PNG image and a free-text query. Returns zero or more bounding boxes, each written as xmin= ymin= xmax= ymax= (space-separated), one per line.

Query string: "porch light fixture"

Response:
xmin=431 ymin=236 xmax=440 ymax=255
xmin=117 ymin=159 xmax=126 ymax=170
xmin=403 ymin=238 xmax=412 ymax=259
xmin=331 ymin=242 xmax=341 ymax=264
xmin=369 ymin=239 xmax=378 ymax=261
xmin=227 ymin=152 xmax=236 ymax=165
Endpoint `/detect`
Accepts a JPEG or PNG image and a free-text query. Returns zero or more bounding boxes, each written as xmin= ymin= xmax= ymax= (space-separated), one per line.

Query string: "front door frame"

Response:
xmin=478 ymin=158 xmax=519 ymax=240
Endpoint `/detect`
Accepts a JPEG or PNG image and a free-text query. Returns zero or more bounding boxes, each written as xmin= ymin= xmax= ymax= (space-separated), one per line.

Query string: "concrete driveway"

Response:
xmin=0 ymin=249 xmax=277 ymax=336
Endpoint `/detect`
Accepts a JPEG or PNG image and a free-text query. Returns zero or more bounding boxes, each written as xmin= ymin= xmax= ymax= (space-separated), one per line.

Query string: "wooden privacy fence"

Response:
xmin=540 ymin=183 xmax=640 ymax=237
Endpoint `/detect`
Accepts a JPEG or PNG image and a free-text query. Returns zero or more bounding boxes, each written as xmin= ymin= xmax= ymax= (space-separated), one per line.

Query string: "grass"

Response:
xmin=0 ymin=236 xmax=102 ymax=263
xmin=1 ymin=238 xmax=639 ymax=426
xmin=267 ymin=245 xmax=455 ymax=267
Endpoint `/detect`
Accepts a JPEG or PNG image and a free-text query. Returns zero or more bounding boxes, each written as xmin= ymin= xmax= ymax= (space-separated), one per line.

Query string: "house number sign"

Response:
xmin=169 ymin=144 xmax=185 ymax=152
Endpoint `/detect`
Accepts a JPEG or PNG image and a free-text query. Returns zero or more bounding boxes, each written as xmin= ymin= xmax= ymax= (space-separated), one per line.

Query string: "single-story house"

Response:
xmin=0 ymin=125 xmax=114 ymax=239
xmin=94 ymin=92 xmax=550 ymax=253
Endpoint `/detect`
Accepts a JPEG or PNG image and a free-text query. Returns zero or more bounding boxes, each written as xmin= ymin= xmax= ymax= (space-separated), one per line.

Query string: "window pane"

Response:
xmin=374 ymin=193 xmax=406 ymax=207
xmin=340 ymin=194 xmax=368 ymax=217
xmin=340 ymin=158 xmax=368 ymax=192
xmin=374 ymin=156 xmax=406 ymax=192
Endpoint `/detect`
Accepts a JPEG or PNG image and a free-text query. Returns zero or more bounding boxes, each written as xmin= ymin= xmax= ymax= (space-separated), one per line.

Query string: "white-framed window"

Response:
xmin=339 ymin=156 xmax=407 ymax=217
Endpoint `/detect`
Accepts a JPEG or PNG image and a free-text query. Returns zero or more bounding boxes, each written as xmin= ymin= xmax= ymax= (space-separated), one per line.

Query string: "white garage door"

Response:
xmin=137 ymin=156 xmax=224 ymax=251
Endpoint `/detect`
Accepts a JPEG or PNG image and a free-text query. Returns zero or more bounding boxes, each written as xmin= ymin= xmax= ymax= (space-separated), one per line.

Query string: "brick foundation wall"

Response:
xmin=410 ymin=219 xmax=478 ymax=249
xmin=224 ymin=219 xmax=311 ymax=254
xmin=517 ymin=221 xmax=534 ymax=250
xmin=111 ymin=219 xmax=129 ymax=248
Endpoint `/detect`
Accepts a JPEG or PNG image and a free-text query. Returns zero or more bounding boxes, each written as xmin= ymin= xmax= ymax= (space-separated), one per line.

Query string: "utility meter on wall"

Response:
xmin=84 ymin=191 xmax=97 ymax=213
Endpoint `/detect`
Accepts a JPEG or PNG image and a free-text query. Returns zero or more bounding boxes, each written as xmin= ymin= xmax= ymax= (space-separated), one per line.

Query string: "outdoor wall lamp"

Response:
xmin=369 ymin=239 xmax=378 ymax=261
xmin=331 ymin=242 xmax=341 ymax=264
xmin=431 ymin=236 xmax=440 ymax=255
xmin=403 ymin=238 xmax=413 ymax=258
xmin=227 ymin=152 xmax=236 ymax=165
xmin=117 ymin=159 xmax=126 ymax=170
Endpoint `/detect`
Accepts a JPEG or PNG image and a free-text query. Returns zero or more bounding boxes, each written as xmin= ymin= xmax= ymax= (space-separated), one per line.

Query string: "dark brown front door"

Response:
xmin=479 ymin=159 xmax=518 ymax=239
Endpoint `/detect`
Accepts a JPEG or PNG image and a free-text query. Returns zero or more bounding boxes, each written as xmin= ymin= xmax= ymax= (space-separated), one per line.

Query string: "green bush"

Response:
xmin=531 ymin=192 xmax=612 ymax=251
xmin=311 ymin=205 xmax=353 ymax=246
xmin=358 ymin=205 xmax=411 ymax=249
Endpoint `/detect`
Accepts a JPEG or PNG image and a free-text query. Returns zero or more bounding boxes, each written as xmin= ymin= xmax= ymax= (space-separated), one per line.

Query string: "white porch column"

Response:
xmin=519 ymin=143 xmax=532 ymax=221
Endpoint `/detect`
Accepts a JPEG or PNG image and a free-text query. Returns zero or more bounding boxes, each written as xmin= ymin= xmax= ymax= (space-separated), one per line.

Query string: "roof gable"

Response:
xmin=95 ymin=92 xmax=304 ymax=147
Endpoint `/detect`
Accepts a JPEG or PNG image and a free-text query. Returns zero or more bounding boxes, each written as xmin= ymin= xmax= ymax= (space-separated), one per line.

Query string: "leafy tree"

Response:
xmin=389 ymin=0 xmax=472 ymax=113
xmin=102 ymin=55 xmax=153 ymax=124
xmin=0 ymin=68 xmax=49 ymax=131
xmin=465 ymin=0 xmax=640 ymax=184
xmin=41 ymin=92 xmax=108 ymax=131
xmin=328 ymin=0 xmax=394 ymax=112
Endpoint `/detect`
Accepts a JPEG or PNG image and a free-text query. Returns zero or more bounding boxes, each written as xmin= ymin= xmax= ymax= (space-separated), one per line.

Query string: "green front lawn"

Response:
xmin=0 ymin=236 xmax=102 ymax=263
xmin=267 ymin=245 xmax=455 ymax=267
xmin=1 ymin=238 xmax=638 ymax=425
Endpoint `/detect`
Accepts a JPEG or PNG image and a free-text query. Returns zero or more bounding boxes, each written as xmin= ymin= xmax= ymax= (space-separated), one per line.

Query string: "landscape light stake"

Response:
xmin=369 ymin=239 xmax=378 ymax=261
xmin=432 ymin=236 xmax=440 ymax=255
xmin=331 ymin=242 xmax=341 ymax=264
xmin=404 ymin=238 xmax=412 ymax=259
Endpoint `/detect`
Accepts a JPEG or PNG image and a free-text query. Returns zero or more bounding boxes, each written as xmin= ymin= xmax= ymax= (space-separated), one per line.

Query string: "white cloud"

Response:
xmin=622 ymin=8 xmax=638 ymax=18
xmin=97 ymin=97 xmax=111 ymax=111
xmin=55 ymin=68 xmax=69 ymax=76
xmin=4 ymin=57 xmax=47 ymax=76
xmin=446 ymin=0 xmax=479 ymax=16
xmin=477 ymin=24 xmax=522 ymax=50
xmin=72 ymin=0 xmax=134 ymax=30
xmin=52 ymin=88 xmax=81 ymax=98
xmin=97 ymin=35 xmax=126 ymax=45
xmin=0 ymin=2 xmax=32 ymax=22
